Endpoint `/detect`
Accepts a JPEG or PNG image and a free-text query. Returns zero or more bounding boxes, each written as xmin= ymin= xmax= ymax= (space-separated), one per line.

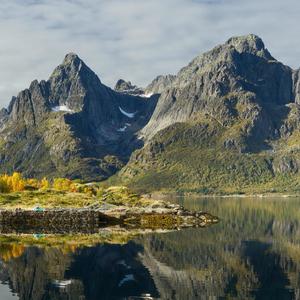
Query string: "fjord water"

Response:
xmin=0 ymin=197 xmax=300 ymax=299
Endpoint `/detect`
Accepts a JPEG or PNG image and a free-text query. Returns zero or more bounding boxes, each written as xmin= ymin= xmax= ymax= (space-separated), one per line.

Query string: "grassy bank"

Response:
xmin=0 ymin=184 xmax=144 ymax=209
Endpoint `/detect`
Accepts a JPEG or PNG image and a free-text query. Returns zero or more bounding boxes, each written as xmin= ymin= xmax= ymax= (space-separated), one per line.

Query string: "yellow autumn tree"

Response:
xmin=26 ymin=178 xmax=39 ymax=189
xmin=2 ymin=172 xmax=26 ymax=192
xmin=39 ymin=177 xmax=50 ymax=190
xmin=12 ymin=172 xmax=25 ymax=192
xmin=53 ymin=178 xmax=73 ymax=191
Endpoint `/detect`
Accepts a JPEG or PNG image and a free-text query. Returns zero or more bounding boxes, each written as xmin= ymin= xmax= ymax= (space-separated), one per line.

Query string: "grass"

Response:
xmin=0 ymin=186 xmax=146 ymax=209
xmin=109 ymin=115 xmax=300 ymax=195
xmin=0 ymin=190 xmax=95 ymax=209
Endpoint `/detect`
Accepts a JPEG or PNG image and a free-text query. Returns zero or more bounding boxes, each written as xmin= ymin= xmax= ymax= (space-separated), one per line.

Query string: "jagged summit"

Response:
xmin=141 ymin=34 xmax=293 ymax=139
xmin=114 ymin=79 xmax=144 ymax=96
xmin=48 ymin=52 xmax=102 ymax=112
xmin=50 ymin=52 xmax=89 ymax=78
xmin=115 ymin=79 xmax=133 ymax=91
xmin=225 ymin=34 xmax=273 ymax=59
xmin=63 ymin=52 xmax=81 ymax=63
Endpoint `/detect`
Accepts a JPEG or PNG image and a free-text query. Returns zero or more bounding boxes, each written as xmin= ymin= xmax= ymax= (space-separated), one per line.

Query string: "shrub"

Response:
xmin=52 ymin=178 xmax=74 ymax=191
xmin=39 ymin=178 xmax=50 ymax=190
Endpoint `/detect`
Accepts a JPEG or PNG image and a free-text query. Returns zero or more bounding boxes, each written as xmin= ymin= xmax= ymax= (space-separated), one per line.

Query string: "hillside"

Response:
xmin=112 ymin=34 xmax=300 ymax=193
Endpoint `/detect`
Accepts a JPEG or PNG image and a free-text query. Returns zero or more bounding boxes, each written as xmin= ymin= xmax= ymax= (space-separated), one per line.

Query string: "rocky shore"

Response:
xmin=0 ymin=201 xmax=219 ymax=233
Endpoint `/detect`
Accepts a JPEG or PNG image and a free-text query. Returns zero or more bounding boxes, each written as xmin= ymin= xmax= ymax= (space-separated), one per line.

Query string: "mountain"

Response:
xmin=0 ymin=53 xmax=157 ymax=181
xmin=2 ymin=34 xmax=300 ymax=192
xmin=112 ymin=34 xmax=300 ymax=193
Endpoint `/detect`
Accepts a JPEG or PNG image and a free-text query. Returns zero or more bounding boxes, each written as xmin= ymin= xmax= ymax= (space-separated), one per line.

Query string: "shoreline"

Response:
xmin=143 ymin=191 xmax=300 ymax=200
xmin=0 ymin=202 xmax=219 ymax=233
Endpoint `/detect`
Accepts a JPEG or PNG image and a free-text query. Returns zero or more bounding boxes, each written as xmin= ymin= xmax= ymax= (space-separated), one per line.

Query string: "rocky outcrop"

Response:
xmin=114 ymin=79 xmax=144 ymax=96
xmin=292 ymin=69 xmax=300 ymax=104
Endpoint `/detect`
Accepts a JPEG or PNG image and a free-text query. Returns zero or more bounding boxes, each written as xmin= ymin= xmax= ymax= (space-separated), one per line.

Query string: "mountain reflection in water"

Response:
xmin=0 ymin=197 xmax=300 ymax=299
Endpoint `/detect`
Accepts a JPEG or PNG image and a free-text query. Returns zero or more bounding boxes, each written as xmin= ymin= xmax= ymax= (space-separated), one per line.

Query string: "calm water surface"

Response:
xmin=0 ymin=196 xmax=300 ymax=299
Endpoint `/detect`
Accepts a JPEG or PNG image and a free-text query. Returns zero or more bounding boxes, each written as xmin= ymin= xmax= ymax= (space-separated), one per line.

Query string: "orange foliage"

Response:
xmin=0 ymin=172 xmax=94 ymax=195
xmin=0 ymin=172 xmax=25 ymax=192
xmin=0 ymin=243 xmax=25 ymax=261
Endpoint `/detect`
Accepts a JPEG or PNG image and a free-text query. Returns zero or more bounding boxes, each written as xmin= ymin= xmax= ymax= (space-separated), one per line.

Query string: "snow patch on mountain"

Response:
xmin=119 ymin=107 xmax=136 ymax=118
xmin=52 ymin=105 xmax=74 ymax=113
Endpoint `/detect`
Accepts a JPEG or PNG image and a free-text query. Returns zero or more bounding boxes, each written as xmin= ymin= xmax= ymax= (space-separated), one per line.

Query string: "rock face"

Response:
xmin=144 ymin=74 xmax=176 ymax=95
xmin=141 ymin=34 xmax=294 ymax=140
xmin=292 ymin=69 xmax=300 ymax=104
xmin=0 ymin=53 xmax=157 ymax=180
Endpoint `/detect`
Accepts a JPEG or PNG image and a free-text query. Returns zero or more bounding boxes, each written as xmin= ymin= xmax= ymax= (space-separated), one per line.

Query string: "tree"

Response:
xmin=39 ymin=178 xmax=50 ymax=190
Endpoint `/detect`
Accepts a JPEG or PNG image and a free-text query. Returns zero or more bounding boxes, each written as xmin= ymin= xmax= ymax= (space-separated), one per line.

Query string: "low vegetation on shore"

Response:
xmin=0 ymin=172 xmax=142 ymax=209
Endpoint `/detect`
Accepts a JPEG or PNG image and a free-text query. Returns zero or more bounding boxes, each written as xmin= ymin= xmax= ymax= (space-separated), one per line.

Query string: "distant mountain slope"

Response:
xmin=112 ymin=34 xmax=300 ymax=193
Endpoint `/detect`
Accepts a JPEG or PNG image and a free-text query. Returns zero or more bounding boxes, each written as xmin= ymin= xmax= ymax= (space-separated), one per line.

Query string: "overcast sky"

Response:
xmin=0 ymin=0 xmax=299 ymax=107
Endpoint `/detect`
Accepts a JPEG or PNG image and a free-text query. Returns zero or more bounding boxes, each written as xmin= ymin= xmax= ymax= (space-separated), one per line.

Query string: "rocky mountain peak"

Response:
xmin=48 ymin=53 xmax=102 ymax=111
xmin=0 ymin=51 xmax=158 ymax=180
xmin=142 ymin=34 xmax=294 ymax=140
xmin=63 ymin=52 xmax=81 ymax=64
xmin=114 ymin=79 xmax=144 ymax=96
xmin=225 ymin=34 xmax=272 ymax=58
xmin=50 ymin=53 xmax=88 ymax=81
xmin=115 ymin=79 xmax=133 ymax=91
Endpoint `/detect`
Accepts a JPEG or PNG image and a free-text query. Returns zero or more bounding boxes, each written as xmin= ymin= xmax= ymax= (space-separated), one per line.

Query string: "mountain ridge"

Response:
xmin=2 ymin=34 xmax=300 ymax=193
xmin=0 ymin=52 xmax=157 ymax=180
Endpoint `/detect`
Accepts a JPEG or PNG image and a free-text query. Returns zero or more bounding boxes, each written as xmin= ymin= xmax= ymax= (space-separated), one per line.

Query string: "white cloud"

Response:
xmin=0 ymin=0 xmax=299 ymax=106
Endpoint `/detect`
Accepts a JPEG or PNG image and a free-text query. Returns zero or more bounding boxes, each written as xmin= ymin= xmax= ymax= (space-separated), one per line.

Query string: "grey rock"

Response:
xmin=142 ymin=34 xmax=294 ymax=141
xmin=114 ymin=79 xmax=144 ymax=96
xmin=292 ymin=69 xmax=300 ymax=104
xmin=144 ymin=75 xmax=176 ymax=95
xmin=273 ymin=156 xmax=299 ymax=173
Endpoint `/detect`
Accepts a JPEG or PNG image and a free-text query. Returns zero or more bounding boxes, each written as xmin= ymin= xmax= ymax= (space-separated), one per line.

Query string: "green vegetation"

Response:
xmin=0 ymin=190 xmax=95 ymax=208
xmin=109 ymin=115 xmax=300 ymax=194
xmin=0 ymin=186 xmax=143 ymax=209
xmin=0 ymin=173 xmax=143 ymax=208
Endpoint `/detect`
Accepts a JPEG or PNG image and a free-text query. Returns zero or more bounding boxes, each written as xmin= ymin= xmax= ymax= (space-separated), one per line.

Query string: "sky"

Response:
xmin=0 ymin=0 xmax=299 ymax=107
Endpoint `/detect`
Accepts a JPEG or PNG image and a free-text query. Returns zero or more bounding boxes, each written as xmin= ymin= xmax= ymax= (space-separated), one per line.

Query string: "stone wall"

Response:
xmin=0 ymin=209 xmax=120 ymax=234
